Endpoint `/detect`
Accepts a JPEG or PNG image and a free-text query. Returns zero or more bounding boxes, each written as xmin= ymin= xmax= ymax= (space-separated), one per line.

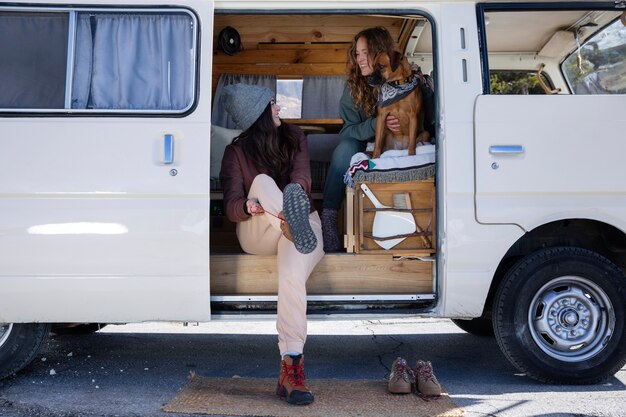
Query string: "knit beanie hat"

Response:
xmin=222 ymin=84 xmax=274 ymax=131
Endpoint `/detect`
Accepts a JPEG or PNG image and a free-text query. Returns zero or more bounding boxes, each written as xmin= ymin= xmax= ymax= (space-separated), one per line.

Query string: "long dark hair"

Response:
xmin=233 ymin=104 xmax=300 ymax=178
xmin=346 ymin=27 xmax=397 ymax=116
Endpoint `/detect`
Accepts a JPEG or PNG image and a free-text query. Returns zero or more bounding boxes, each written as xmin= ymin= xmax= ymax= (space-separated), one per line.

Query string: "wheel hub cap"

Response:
xmin=529 ymin=276 xmax=614 ymax=362
xmin=560 ymin=309 xmax=579 ymax=327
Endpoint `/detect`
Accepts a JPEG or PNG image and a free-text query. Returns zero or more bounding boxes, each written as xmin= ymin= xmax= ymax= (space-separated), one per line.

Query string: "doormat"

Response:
xmin=162 ymin=374 xmax=464 ymax=417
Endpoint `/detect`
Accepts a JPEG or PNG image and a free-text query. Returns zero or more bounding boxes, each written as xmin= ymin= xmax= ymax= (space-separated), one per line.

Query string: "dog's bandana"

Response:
xmin=378 ymin=74 xmax=419 ymax=108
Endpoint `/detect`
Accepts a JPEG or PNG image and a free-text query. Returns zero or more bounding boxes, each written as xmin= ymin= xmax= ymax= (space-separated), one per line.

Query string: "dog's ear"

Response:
xmin=372 ymin=52 xmax=388 ymax=68
xmin=390 ymin=51 xmax=404 ymax=72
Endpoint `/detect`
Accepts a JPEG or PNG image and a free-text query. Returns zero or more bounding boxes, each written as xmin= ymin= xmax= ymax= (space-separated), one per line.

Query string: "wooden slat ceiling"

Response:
xmin=212 ymin=14 xmax=420 ymax=93
xmin=214 ymin=14 xmax=407 ymax=49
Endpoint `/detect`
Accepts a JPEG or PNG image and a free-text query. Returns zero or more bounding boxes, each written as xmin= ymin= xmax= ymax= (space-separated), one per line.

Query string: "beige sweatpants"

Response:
xmin=236 ymin=174 xmax=324 ymax=355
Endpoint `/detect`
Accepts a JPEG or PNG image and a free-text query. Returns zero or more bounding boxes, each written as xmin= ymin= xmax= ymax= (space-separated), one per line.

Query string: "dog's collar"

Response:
xmin=377 ymin=73 xmax=419 ymax=108
xmin=387 ymin=74 xmax=417 ymax=87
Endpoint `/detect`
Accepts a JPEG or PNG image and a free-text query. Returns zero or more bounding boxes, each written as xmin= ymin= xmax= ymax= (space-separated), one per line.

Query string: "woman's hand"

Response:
xmin=245 ymin=199 xmax=265 ymax=216
xmin=385 ymin=115 xmax=401 ymax=134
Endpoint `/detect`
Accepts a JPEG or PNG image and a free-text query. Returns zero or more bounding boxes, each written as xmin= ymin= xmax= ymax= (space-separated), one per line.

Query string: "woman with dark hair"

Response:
xmin=219 ymin=83 xmax=324 ymax=406
xmin=321 ymin=27 xmax=401 ymax=252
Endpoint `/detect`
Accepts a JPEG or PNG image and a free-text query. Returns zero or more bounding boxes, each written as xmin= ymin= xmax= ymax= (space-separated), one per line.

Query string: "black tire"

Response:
xmin=0 ymin=323 xmax=50 ymax=380
xmin=493 ymin=247 xmax=626 ymax=384
xmin=51 ymin=323 xmax=106 ymax=335
xmin=452 ymin=317 xmax=495 ymax=337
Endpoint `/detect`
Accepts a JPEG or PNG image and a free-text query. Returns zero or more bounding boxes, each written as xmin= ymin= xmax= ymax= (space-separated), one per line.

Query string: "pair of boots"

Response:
xmin=277 ymin=354 xmax=314 ymax=406
xmin=388 ymin=357 xmax=442 ymax=397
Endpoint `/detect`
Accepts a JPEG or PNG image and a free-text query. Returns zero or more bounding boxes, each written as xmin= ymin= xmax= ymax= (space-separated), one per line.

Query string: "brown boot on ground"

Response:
xmin=415 ymin=360 xmax=442 ymax=397
xmin=387 ymin=357 xmax=413 ymax=394
xmin=276 ymin=354 xmax=314 ymax=405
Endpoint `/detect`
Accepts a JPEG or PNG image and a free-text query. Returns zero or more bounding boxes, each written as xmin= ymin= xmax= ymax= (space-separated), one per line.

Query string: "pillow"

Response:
xmin=210 ymin=124 xmax=241 ymax=180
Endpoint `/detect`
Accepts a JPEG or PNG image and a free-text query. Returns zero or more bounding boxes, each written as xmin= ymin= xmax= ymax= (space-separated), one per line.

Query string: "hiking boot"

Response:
xmin=276 ymin=354 xmax=314 ymax=405
xmin=282 ymin=183 xmax=317 ymax=254
xmin=388 ymin=357 xmax=413 ymax=394
xmin=415 ymin=360 xmax=441 ymax=397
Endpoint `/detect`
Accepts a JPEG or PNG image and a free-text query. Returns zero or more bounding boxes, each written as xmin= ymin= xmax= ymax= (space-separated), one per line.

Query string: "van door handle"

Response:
xmin=489 ymin=145 xmax=524 ymax=155
xmin=164 ymin=134 xmax=174 ymax=164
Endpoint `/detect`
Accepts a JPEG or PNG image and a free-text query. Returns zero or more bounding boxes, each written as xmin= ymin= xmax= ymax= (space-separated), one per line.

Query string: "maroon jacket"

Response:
xmin=219 ymin=124 xmax=314 ymax=223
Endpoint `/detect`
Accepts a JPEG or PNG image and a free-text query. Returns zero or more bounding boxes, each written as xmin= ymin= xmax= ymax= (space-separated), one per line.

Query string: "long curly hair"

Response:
xmin=346 ymin=27 xmax=397 ymax=116
xmin=233 ymin=104 xmax=300 ymax=179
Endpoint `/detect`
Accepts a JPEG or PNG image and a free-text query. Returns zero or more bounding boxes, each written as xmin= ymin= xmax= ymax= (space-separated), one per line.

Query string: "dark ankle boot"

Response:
xmin=276 ymin=354 xmax=314 ymax=405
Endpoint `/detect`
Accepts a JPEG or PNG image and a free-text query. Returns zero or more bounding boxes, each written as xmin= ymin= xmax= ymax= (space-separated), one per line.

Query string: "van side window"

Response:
xmin=0 ymin=8 xmax=197 ymax=113
xmin=561 ymin=18 xmax=626 ymax=95
xmin=481 ymin=9 xmax=624 ymax=95
xmin=0 ymin=12 xmax=69 ymax=109
xmin=276 ymin=79 xmax=303 ymax=118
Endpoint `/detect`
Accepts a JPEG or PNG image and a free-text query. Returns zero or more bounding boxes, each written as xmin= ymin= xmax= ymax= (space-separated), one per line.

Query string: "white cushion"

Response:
xmin=210 ymin=124 xmax=241 ymax=180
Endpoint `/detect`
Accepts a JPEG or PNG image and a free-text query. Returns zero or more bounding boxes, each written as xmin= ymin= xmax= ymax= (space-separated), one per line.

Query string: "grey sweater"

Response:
xmin=338 ymin=85 xmax=377 ymax=141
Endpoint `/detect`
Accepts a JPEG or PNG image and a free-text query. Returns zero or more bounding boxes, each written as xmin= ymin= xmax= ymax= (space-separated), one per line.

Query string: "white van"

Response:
xmin=1 ymin=0 xmax=625 ymax=384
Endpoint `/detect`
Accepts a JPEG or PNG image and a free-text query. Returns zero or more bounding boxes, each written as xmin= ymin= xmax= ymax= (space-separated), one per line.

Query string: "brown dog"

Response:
xmin=370 ymin=51 xmax=430 ymax=158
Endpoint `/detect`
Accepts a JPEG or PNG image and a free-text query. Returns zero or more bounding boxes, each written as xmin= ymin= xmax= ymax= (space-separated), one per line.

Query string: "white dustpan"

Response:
xmin=360 ymin=184 xmax=417 ymax=250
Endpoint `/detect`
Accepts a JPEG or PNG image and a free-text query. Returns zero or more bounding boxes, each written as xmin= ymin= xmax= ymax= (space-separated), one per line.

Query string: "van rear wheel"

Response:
xmin=494 ymin=247 xmax=626 ymax=384
xmin=0 ymin=323 xmax=50 ymax=380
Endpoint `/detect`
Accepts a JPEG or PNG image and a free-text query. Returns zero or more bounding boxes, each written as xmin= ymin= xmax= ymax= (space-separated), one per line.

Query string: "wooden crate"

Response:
xmin=350 ymin=180 xmax=436 ymax=255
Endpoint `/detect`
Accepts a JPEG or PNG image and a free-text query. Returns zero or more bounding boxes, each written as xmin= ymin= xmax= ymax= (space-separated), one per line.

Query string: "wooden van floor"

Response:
xmin=210 ymin=252 xmax=434 ymax=295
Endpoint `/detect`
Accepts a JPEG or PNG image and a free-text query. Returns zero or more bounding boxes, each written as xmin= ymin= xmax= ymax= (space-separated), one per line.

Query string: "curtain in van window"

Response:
xmin=0 ymin=12 xmax=68 ymax=109
xmin=71 ymin=14 xmax=94 ymax=109
xmin=72 ymin=13 xmax=193 ymax=110
xmin=211 ymin=74 xmax=277 ymax=128
xmin=301 ymin=75 xmax=346 ymax=119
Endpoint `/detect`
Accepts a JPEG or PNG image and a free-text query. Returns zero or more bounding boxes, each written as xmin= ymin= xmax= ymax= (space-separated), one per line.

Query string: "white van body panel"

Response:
xmin=434 ymin=2 xmax=525 ymax=317
xmin=0 ymin=0 xmax=623 ymax=323
xmin=0 ymin=0 xmax=214 ymax=322
xmin=475 ymin=95 xmax=626 ymax=232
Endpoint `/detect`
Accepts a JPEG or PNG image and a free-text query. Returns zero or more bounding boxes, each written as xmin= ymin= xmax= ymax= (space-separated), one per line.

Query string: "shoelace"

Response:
xmin=392 ymin=359 xmax=415 ymax=383
xmin=278 ymin=361 xmax=307 ymax=398
xmin=417 ymin=361 xmax=436 ymax=382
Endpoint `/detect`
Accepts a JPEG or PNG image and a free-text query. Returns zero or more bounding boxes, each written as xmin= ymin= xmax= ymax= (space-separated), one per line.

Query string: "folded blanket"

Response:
xmin=343 ymin=144 xmax=436 ymax=188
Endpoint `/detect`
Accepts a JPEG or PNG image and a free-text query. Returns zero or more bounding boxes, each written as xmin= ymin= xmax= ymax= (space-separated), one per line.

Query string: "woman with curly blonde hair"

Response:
xmin=321 ymin=27 xmax=400 ymax=251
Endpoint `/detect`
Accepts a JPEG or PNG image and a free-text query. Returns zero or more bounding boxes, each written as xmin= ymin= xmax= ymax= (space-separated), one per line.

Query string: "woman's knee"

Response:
xmin=249 ymin=173 xmax=279 ymax=198
xmin=250 ymin=173 xmax=273 ymax=189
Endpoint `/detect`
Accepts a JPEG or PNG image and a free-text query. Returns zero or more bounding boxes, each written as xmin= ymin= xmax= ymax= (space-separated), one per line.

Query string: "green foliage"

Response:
xmin=490 ymin=72 xmax=546 ymax=95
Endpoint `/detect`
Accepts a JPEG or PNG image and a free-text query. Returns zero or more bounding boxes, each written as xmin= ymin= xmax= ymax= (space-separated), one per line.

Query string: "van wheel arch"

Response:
xmin=485 ymin=219 xmax=626 ymax=330
xmin=0 ymin=323 xmax=50 ymax=380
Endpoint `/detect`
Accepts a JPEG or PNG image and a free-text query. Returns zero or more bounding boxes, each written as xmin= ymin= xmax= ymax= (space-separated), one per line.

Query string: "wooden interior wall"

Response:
xmin=212 ymin=14 xmax=417 ymax=96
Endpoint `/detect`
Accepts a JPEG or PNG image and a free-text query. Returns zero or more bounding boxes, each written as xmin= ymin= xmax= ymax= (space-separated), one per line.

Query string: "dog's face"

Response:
xmin=367 ymin=51 xmax=409 ymax=86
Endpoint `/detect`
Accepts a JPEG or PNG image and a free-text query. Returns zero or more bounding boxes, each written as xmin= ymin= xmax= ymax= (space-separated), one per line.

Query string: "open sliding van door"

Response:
xmin=0 ymin=0 xmax=213 ymax=323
